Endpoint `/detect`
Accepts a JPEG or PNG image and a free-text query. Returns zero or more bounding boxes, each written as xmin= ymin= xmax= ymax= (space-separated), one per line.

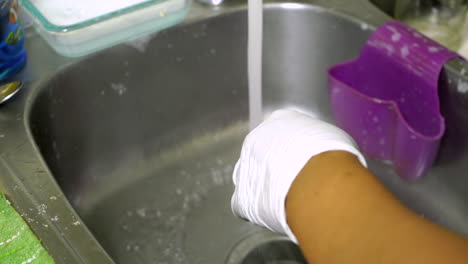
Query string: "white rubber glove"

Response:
xmin=231 ymin=109 xmax=367 ymax=242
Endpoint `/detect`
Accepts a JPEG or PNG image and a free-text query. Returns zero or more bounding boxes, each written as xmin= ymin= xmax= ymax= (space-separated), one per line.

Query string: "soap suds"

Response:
xmin=111 ymin=83 xmax=128 ymax=96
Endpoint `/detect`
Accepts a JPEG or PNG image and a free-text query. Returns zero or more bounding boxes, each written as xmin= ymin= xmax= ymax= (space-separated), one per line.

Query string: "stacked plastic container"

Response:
xmin=19 ymin=0 xmax=191 ymax=57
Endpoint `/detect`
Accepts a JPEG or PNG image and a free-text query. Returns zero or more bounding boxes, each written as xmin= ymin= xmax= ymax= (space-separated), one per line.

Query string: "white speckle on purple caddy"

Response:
xmin=428 ymin=46 xmax=439 ymax=53
xmin=391 ymin=33 xmax=401 ymax=42
xmin=400 ymin=45 xmax=409 ymax=57
xmin=371 ymin=40 xmax=395 ymax=55
xmin=387 ymin=25 xmax=397 ymax=32
xmin=384 ymin=44 xmax=394 ymax=55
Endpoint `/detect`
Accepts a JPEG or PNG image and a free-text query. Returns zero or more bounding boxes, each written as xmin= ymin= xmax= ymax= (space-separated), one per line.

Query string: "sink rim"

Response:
xmin=3 ymin=0 xmax=468 ymax=263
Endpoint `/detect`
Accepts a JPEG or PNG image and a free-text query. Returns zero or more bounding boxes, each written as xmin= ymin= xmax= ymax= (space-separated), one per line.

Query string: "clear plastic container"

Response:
xmin=19 ymin=0 xmax=190 ymax=57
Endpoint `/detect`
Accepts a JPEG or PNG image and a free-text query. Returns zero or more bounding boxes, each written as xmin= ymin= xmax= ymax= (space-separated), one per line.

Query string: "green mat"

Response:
xmin=0 ymin=193 xmax=55 ymax=263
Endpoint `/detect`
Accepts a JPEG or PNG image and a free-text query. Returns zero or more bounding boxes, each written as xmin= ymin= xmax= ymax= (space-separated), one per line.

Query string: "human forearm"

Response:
xmin=286 ymin=151 xmax=468 ymax=264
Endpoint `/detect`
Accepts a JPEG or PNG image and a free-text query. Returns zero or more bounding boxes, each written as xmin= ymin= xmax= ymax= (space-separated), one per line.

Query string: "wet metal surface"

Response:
xmin=2 ymin=0 xmax=468 ymax=263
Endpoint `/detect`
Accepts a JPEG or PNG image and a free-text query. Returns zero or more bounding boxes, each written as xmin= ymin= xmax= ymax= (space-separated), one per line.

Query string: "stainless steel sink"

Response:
xmin=1 ymin=0 xmax=468 ymax=263
xmin=27 ymin=3 xmax=375 ymax=263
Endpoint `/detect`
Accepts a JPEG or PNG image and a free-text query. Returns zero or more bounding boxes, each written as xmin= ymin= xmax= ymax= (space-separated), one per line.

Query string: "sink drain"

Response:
xmin=226 ymin=231 xmax=307 ymax=264
xmin=241 ymin=239 xmax=307 ymax=264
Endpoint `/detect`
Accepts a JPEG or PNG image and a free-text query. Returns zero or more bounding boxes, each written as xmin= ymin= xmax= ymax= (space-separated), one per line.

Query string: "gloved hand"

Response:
xmin=231 ymin=109 xmax=367 ymax=242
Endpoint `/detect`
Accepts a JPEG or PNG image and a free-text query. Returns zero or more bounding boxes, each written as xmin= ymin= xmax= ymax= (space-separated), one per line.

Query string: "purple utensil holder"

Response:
xmin=328 ymin=21 xmax=460 ymax=180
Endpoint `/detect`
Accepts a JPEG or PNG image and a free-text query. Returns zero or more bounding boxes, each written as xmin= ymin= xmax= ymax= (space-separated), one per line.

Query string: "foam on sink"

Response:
xmin=117 ymin=161 xmax=235 ymax=263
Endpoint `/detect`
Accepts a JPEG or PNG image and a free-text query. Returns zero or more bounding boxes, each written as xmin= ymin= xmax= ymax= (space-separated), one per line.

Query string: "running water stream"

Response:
xmin=248 ymin=0 xmax=263 ymax=130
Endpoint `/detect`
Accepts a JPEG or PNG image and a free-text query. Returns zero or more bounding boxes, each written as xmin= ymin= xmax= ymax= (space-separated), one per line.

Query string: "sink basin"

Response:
xmin=27 ymin=3 xmax=374 ymax=263
xmin=1 ymin=0 xmax=468 ymax=263
xmin=26 ymin=2 xmax=375 ymax=263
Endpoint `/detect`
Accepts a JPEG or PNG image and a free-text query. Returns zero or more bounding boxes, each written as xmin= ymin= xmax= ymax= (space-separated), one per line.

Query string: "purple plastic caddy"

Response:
xmin=328 ymin=21 xmax=460 ymax=180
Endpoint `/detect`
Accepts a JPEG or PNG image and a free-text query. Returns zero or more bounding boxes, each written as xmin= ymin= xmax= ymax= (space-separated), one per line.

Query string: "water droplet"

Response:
xmin=136 ymin=208 xmax=147 ymax=218
xmin=110 ymin=83 xmax=127 ymax=96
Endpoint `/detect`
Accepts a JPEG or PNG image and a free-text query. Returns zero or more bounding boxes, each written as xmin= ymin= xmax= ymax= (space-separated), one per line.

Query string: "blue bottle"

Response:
xmin=0 ymin=0 xmax=26 ymax=81
xmin=0 ymin=0 xmax=12 ymax=38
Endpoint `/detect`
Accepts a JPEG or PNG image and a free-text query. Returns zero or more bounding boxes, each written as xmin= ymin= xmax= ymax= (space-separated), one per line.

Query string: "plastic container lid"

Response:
xmin=19 ymin=0 xmax=190 ymax=57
